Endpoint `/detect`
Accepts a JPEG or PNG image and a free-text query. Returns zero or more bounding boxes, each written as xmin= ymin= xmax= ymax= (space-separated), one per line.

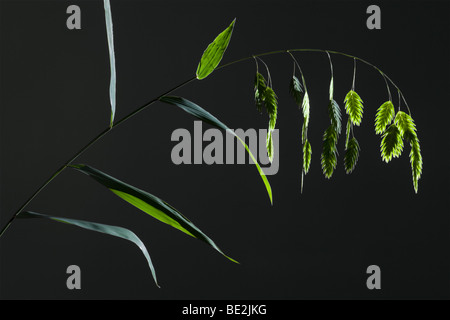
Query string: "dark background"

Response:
xmin=0 ymin=0 xmax=449 ymax=300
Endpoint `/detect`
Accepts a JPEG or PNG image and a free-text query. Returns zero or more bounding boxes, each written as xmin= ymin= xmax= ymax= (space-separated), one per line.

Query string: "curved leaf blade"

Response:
xmin=18 ymin=211 xmax=159 ymax=287
xmin=196 ymin=19 xmax=236 ymax=80
xmin=159 ymin=95 xmax=273 ymax=205
xmin=69 ymin=164 xmax=238 ymax=264
xmin=103 ymin=0 xmax=116 ymax=127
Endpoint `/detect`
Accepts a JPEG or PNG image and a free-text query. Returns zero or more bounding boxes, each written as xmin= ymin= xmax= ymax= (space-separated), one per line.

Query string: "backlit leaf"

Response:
xmin=196 ymin=19 xmax=236 ymax=80
xmin=69 ymin=164 xmax=238 ymax=264
xmin=18 ymin=210 xmax=159 ymax=287
xmin=159 ymin=95 xmax=273 ymax=204
xmin=103 ymin=0 xmax=116 ymax=127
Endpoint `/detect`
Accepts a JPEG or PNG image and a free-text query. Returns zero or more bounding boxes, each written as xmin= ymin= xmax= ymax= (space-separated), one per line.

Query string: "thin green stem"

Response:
xmin=286 ymin=50 xmax=306 ymax=90
xmin=380 ymin=70 xmax=392 ymax=102
xmin=220 ymin=48 xmax=410 ymax=115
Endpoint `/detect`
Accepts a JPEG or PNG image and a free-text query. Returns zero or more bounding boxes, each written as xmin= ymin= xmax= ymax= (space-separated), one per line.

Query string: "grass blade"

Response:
xmin=160 ymin=95 xmax=273 ymax=205
xmin=69 ymin=164 xmax=238 ymax=264
xmin=103 ymin=0 xmax=116 ymax=127
xmin=196 ymin=19 xmax=236 ymax=80
xmin=18 ymin=211 xmax=159 ymax=287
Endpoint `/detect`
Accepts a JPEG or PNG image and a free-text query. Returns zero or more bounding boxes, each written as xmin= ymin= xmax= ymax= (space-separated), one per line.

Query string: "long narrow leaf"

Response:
xmin=159 ymin=95 xmax=273 ymax=205
xmin=18 ymin=211 xmax=159 ymax=287
xmin=69 ymin=164 xmax=238 ymax=264
xmin=103 ymin=0 xmax=116 ymax=127
xmin=196 ymin=19 xmax=236 ymax=80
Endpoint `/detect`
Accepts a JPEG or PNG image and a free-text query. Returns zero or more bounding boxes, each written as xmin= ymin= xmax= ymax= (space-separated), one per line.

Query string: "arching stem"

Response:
xmin=0 ymin=48 xmax=411 ymax=238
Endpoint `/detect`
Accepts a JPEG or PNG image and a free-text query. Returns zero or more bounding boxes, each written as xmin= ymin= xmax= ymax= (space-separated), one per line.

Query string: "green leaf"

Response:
xmin=344 ymin=90 xmax=364 ymax=126
xmin=159 ymin=95 xmax=272 ymax=204
xmin=69 ymin=164 xmax=238 ymax=264
xmin=18 ymin=211 xmax=159 ymax=287
xmin=344 ymin=137 xmax=360 ymax=174
xmin=328 ymin=99 xmax=342 ymax=135
xmin=321 ymin=125 xmax=338 ymax=179
xmin=103 ymin=0 xmax=116 ymax=127
xmin=380 ymin=124 xmax=404 ymax=163
xmin=196 ymin=19 xmax=236 ymax=80
xmin=375 ymin=101 xmax=395 ymax=135
xmin=289 ymin=75 xmax=304 ymax=107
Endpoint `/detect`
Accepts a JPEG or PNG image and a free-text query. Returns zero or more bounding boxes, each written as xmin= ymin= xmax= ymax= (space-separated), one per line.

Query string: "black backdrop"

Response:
xmin=0 ymin=0 xmax=449 ymax=300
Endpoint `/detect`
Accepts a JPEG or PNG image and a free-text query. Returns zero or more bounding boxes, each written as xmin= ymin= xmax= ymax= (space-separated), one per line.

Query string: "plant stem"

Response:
xmin=219 ymin=48 xmax=410 ymax=112
xmin=0 ymin=48 xmax=410 ymax=238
